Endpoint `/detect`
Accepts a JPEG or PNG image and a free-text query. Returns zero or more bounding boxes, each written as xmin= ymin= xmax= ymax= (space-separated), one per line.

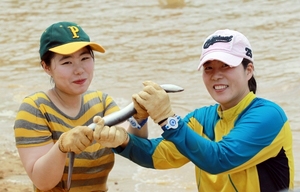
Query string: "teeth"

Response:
xmin=214 ymin=85 xmax=227 ymax=90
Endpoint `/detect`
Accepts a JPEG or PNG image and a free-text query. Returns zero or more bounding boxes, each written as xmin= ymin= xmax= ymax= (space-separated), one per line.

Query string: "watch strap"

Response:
xmin=161 ymin=115 xmax=180 ymax=131
xmin=128 ymin=116 xmax=148 ymax=129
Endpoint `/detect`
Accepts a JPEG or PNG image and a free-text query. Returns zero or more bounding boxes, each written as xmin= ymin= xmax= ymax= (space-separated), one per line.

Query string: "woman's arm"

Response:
xmin=125 ymin=120 xmax=148 ymax=138
xmin=163 ymin=104 xmax=288 ymax=174
xmin=18 ymin=142 xmax=66 ymax=191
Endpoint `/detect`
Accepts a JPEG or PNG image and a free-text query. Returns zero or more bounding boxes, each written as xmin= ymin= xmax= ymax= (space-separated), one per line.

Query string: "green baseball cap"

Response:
xmin=39 ymin=21 xmax=105 ymax=58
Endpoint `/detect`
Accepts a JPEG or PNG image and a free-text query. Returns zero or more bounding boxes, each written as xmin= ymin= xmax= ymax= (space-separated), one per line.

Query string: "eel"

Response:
xmin=66 ymin=84 xmax=184 ymax=190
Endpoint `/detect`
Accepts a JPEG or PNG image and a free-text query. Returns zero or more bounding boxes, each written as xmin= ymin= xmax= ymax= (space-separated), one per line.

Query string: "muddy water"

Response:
xmin=0 ymin=0 xmax=299 ymax=191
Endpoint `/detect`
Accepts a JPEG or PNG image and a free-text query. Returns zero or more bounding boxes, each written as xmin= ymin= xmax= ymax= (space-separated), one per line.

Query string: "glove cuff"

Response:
xmin=58 ymin=134 xmax=67 ymax=153
xmin=158 ymin=118 xmax=168 ymax=125
xmin=122 ymin=132 xmax=130 ymax=146
xmin=154 ymin=110 xmax=175 ymax=124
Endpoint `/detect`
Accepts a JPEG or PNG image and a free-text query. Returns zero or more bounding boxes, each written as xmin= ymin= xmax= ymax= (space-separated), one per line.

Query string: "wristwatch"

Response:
xmin=128 ymin=116 xmax=148 ymax=129
xmin=161 ymin=115 xmax=180 ymax=131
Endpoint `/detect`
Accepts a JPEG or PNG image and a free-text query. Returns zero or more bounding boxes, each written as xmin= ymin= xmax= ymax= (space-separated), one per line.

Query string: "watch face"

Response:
xmin=169 ymin=118 xmax=178 ymax=127
xmin=165 ymin=115 xmax=180 ymax=129
xmin=131 ymin=121 xmax=138 ymax=127
xmin=128 ymin=117 xmax=141 ymax=129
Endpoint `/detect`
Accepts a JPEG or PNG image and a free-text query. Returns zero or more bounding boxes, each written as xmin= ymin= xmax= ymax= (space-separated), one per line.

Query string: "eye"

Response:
xmin=62 ymin=61 xmax=72 ymax=65
xmin=222 ymin=64 xmax=230 ymax=68
xmin=80 ymin=52 xmax=92 ymax=61
xmin=204 ymin=66 xmax=212 ymax=71
xmin=82 ymin=56 xmax=91 ymax=61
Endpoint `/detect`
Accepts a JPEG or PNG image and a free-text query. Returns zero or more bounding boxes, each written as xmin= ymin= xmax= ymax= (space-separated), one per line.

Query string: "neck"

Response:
xmin=52 ymin=87 xmax=82 ymax=109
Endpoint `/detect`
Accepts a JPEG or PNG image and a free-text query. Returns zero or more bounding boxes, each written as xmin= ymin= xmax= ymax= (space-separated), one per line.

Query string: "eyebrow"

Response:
xmin=203 ymin=61 xmax=212 ymax=66
xmin=59 ymin=55 xmax=71 ymax=61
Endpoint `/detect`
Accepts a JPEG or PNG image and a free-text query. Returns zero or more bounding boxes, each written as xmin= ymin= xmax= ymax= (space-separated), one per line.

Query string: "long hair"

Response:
xmin=242 ymin=58 xmax=257 ymax=94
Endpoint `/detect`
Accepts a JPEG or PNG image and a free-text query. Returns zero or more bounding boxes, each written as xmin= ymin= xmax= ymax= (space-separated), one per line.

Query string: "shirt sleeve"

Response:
xmin=113 ymin=133 xmax=190 ymax=169
xmin=162 ymin=102 xmax=288 ymax=174
xmin=14 ymin=96 xmax=52 ymax=148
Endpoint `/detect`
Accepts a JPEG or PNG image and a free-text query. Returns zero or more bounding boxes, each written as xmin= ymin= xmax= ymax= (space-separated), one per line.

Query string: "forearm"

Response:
xmin=24 ymin=142 xmax=67 ymax=190
xmin=162 ymin=123 xmax=219 ymax=173
xmin=116 ymin=134 xmax=188 ymax=169
xmin=161 ymin=118 xmax=282 ymax=174
xmin=127 ymin=123 xmax=148 ymax=138
xmin=126 ymin=117 xmax=148 ymax=138
xmin=122 ymin=121 xmax=148 ymax=148
xmin=115 ymin=133 xmax=159 ymax=168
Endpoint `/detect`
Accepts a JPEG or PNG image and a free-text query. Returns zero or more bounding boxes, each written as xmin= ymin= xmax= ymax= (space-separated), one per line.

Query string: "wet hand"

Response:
xmin=93 ymin=116 xmax=128 ymax=148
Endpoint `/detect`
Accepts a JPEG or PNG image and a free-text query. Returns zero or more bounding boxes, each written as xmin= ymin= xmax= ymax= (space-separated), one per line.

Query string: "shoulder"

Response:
xmin=251 ymin=97 xmax=287 ymax=119
xmin=20 ymin=91 xmax=49 ymax=107
xmin=239 ymin=97 xmax=288 ymax=126
xmin=23 ymin=91 xmax=48 ymax=101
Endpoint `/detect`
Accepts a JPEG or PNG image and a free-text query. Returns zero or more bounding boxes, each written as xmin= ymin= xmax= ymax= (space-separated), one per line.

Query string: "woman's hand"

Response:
xmin=93 ymin=116 xmax=129 ymax=148
xmin=57 ymin=126 xmax=93 ymax=154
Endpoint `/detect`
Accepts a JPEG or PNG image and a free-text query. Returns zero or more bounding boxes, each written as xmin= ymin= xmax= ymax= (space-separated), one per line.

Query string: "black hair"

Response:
xmin=241 ymin=58 xmax=257 ymax=94
xmin=40 ymin=51 xmax=55 ymax=67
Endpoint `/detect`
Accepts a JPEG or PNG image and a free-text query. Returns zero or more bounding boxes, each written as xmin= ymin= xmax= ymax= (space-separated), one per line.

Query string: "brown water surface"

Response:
xmin=0 ymin=0 xmax=299 ymax=191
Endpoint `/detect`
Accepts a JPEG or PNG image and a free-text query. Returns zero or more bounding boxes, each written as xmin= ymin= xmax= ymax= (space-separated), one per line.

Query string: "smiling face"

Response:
xmin=202 ymin=60 xmax=254 ymax=110
xmin=43 ymin=47 xmax=94 ymax=96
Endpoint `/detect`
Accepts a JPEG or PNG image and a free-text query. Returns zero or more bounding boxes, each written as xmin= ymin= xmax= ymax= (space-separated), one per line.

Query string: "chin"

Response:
xmin=212 ymin=96 xmax=228 ymax=105
xmin=76 ymin=86 xmax=89 ymax=94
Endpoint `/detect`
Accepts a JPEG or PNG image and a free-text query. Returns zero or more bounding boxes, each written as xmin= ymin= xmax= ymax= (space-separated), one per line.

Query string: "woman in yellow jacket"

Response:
xmin=94 ymin=29 xmax=294 ymax=192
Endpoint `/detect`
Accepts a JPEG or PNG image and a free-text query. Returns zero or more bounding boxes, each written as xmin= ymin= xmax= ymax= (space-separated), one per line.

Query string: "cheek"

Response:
xmin=234 ymin=74 xmax=249 ymax=88
xmin=86 ymin=62 xmax=95 ymax=78
xmin=81 ymin=60 xmax=94 ymax=74
xmin=87 ymin=62 xmax=95 ymax=71
xmin=51 ymin=66 xmax=65 ymax=77
xmin=202 ymin=74 xmax=211 ymax=90
xmin=202 ymin=73 xmax=209 ymax=84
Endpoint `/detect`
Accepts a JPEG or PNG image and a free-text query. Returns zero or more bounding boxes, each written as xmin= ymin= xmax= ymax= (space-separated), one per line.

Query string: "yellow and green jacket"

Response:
xmin=14 ymin=91 xmax=119 ymax=192
xmin=115 ymin=92 xmax=294 ymax=192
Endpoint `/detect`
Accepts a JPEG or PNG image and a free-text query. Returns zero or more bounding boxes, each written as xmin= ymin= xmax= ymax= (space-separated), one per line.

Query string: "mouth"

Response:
xmin=213 ymin=85 xmax=228 ymax=90
xmin=73 ymin=79 xmax=86 ymax=84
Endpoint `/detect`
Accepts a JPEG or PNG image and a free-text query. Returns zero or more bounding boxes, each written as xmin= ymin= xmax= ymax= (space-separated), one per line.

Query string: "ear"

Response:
xmin=41 ymin=61 xmax=52 ymax=76
xmin=246 ymin=63 xmax=254 ymax=80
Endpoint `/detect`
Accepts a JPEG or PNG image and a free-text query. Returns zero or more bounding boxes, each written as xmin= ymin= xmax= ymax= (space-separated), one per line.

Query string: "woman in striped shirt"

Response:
xmin=13 ymin=21 xmax=148 ymax=192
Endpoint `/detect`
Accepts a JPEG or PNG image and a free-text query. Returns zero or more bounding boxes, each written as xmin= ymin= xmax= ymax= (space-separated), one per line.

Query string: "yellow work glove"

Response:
xmin=132 ymin=81 xmax=174 ymax=124
xmin=132 ymin=97 xmax=149 ymax=120
xmin=57 ymin=126 xmax=93 ymax=154
xmin=93 ymin=116 xmax=129 ymax=148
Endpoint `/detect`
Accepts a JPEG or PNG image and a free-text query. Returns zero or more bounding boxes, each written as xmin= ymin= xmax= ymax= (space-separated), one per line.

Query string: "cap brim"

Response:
xmin=49 ymin=42 xmax=105 ymax=55
xmin=197 ymin=52 xmax=243 ymax=70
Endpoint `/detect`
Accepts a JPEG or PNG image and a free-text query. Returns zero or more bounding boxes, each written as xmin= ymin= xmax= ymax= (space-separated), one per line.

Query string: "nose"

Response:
xmin=73 ymin=62 xmax=84 ymax=75
xmin=211 ymin=69 xmax=223 ymax=81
